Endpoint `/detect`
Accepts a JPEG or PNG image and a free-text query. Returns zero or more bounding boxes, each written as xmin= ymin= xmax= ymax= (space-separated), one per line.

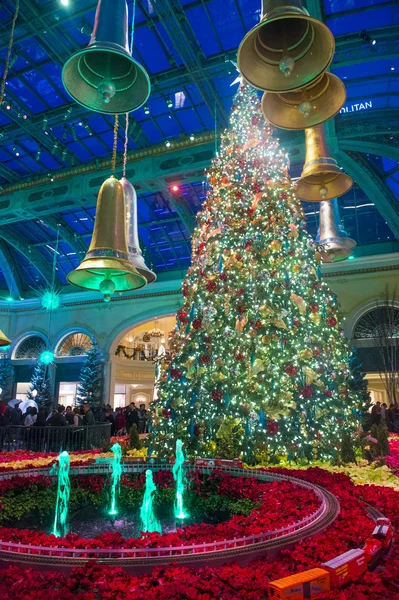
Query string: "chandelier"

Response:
xmin=149 ymin=320 xmax=164 ymax=339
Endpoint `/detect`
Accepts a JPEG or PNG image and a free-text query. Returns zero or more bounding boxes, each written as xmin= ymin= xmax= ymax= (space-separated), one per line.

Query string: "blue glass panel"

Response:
xmin=134 ymin=26 xmax=171 ymax=73
xmin=327 ymin=5 xmax=399 ymax=35
xmin=324 ymin=0 xmax=390 ymax=15
xmin=186 ymin=5 xmax=221 ymax=56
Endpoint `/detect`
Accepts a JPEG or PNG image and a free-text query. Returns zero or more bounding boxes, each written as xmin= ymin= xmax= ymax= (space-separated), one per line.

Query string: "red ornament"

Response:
xmin=293 ymin=318 xmax=301 ymax=328
xmin=162 ymin=408 xmax=171 ymax=418
xmin=236 ymin=288 xmax=245 ymax=297
xmin=327 ymin=316 xmax=337 ymax=327
xmin=252 ymin=159 xmax=260 ymax=168
xmin=211 ymin=389 xmax=223 ymax=402
xmin=237 ymin=306 xmax=245 ymax=314
xmin=301 ymin=385 xmax=314 ymax=399
xmin=285 ymin=364 xmax=297 ymax=377
xmin=313 ymin=348 xmax=322 ymax=356
xmin=247 ymin=208 xmax=255 ymax=218
xmin=170 ymin=368 xmax=182 ymax=380
xmin=253 ymin=319 xmax=262 ymax=330
xmin=179 ymin=311 xmax=188 ymax=323
xmin=235 ymin=190 xmax=243 ymax=199
xmin=267 ymin=420 xmax=279 ymax=435
xmin=251 ymin=115 xmax=260 ymax=125
xmin=315 ymin=432 xmax=322 ymax=440
xmin=203 ymin=336 xmax=211 ymax=344
xmin=200 ymin=354 xmax=210 ymax=365
xmin=280 ymin=192 xmax=288 ymax=200
xmin=206 ymin=280 xmax=217 ymax=292
xmin=309 ymin=303 xmax=319 ymax=313
xmin=235 ymin=351 xmax=245 ymax=362
xmin=288 ymin=250 xmax=295 ymax=256
xmin=252 ymin=182 xmax=261 ymax=193
xmin=192 ymin=318 xmax=202 ymax=330
xmin=219 ymin=272 xmax=228 ymax=281
xmin=245 ymin=240 xmax=252 ymax=249
xmin=196 ymin=242 xmax=205 ymax=256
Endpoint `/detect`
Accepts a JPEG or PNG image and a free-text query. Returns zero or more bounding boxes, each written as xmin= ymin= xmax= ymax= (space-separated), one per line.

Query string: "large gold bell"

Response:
xmin=316 ymin=199 xmax=356 ymax=262
xmin=62 ymin=0 xmax=150 ymax=114
xmin=296 ymin=123 xmax=353 ymax=202
xmin=67 ymin=176 xmax=146 ymax=299
xmin=0 ymin=331 xmax=11 ymax=348
xmin=261 ymin=72 xmax=346 ymax=130
xmin=237 ymin=0 xmax=335 ymax=93
xmin=120 ymin=178 xmax=156 ymax=284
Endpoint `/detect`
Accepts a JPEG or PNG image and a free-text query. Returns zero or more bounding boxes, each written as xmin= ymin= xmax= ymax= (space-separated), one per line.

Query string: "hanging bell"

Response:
xmin=261 ymin=72 xmax=346 ymax=130
xmin=237 ymin=0 xmax=334 ymax=93
xmin=296 ymin=123 xmax=353 ymax=202
xmin=120 ymin=178 xmax=156 ymax=284
xmin=316 ymin=199 xmax=356 ymax=262
xmin=67 ymin=176 xmax=146 ymax=299
xmin=0 ymin=331 xmax=11 ymax=348
xmin=62 ymin=0 xmax=150 ymax=114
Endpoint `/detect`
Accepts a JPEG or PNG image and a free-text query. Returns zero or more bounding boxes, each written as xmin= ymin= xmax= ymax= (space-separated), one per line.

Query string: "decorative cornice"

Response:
xmin=323 ymin=264 xmax=399 ymax=278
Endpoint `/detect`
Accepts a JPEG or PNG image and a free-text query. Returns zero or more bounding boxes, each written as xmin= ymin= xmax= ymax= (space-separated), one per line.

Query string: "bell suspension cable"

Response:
xmin=123 ymin=113 xmax=129 ymax=179
xmin=112 ymin=114 xmax=119 ymax=174
xmin=0 ymin=0 xmax=20 ymax=105
xmin=130 ymin=0 xmax=137 ymax=52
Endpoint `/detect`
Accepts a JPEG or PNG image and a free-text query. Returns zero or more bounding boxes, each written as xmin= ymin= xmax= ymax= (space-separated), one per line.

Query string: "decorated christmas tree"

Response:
xmin=0 ymin=356 xmax=13 ymax=401
xmin=77 ymin=343 xmax=102 ymax=406
xmin=149 ymin=84 xmax=358 ymax=463
xmin=28 ymin=361 xmax=53 ymax=410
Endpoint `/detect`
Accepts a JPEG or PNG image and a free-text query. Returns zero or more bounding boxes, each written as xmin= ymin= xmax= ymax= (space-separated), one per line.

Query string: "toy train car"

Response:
xmin=372 ymin=517 xmax=393 ymax=549
xmin=267 ymin=568 xmax=330 ymax=599
xmin=321 ymin=548 xmax=367 ymax=588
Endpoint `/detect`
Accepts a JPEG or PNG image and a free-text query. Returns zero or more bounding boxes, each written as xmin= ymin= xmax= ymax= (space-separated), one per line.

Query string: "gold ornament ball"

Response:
xmin=240 ymin=402 xmax=251 ymax=416
xmin=262 ymin=334 xmax=272 ymax=344
xmin=270 ymin=240 xmax=282 ymax=252
xmin=205 ymin=440 xmax=217 ymax=454
xmin=309 ymin=312 xmax=322 ymax=324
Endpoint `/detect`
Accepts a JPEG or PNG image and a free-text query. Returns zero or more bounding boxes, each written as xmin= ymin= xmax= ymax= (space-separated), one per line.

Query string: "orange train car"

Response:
xmin=267 ymin=568 xmax=330 ymax=599
xmin=321 ymin=548 xmax=368 ymax=588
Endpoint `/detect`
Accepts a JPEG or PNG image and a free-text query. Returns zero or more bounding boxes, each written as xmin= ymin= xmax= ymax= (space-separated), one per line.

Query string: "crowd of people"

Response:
xmin=0 ymin=400 xmax=150 ymax=436
xmin=371 ymin=401 xmax=399 ymax=431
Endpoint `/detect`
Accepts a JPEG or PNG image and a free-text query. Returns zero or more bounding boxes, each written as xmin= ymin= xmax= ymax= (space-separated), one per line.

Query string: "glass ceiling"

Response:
xmin=0 ymin=0 xmax=397 ymax=296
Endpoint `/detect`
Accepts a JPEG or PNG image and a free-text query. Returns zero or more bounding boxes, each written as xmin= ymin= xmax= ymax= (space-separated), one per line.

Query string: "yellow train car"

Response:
xmin=267 ymin=568 xmax=331 ymax=600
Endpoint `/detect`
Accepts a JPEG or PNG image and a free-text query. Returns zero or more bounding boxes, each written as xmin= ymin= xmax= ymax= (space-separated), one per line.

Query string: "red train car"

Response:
xmin=363 ymin=538 xmax=383 ymax=564
xmin=321 ymin=548 xmax=367 ymax=588
xmin=372 ymin=518 xmax=393 ymax=549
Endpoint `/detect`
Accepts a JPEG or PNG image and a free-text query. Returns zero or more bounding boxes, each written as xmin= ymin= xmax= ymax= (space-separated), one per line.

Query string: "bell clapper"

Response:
xmin=98 ymin=80 xmax=116 ymax=104
xmin=319 ymin=183 xmax=328 ymax=199
xmin=299 ymin=100 xmax=312 ymax=118
xmin=99 ymin=275 xmax=116 ymax=302
xmin=279 ymin=35 xmax=294 ymax=78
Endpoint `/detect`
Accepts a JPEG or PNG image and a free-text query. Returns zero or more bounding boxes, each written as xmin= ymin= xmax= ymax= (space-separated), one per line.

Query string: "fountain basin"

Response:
xmin=0 ymin=462 xmax=339 ymax=573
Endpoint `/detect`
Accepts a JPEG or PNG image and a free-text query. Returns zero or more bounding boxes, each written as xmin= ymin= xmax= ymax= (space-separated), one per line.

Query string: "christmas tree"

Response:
xmin=28 ymin=361 xmax=53 ymax=410
xmin=77 ymin=343 xmax=102 ymax=406
xmin=149 ymin=83 xmax=358 ymax=462
xmin=0 ymin=356 xmax=13 ymax=401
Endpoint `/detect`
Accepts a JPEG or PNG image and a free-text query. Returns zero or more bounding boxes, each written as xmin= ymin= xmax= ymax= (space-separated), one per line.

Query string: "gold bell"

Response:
xmin=62 ymin=0 xmax=150 ymax=114
xmin=296 ymin=123 xmax=353 ymax=202
xmin=0 ymin=331 xmax=11 ymax=348
xmin=67 ymin=176 xmax=146 ymax=299
xmin=261 ymin=72 xmax=346 ymax=130
xmin=316 ymin=199 xmax=356 ymax=262
xmin=120 ymin=178 xmax=156 ymax=284
xmin=237 ymin=0 xmax=335 ymax=93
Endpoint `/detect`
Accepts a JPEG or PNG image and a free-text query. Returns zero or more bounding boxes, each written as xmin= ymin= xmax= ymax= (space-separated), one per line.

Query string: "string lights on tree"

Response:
xmin=149 ymin=83 xmax=359 ymax=463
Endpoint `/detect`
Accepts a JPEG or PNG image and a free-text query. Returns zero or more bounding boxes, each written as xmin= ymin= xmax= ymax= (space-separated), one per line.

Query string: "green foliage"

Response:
xmin=129 ymin=424 xmax=142 ymax=450
xmin=370 ymin=423 xmax=390 ymax=457
xmin=348 ymin=351 xmax=372 ymax=431
xmin=0 ymin=357 xmax=13 ymax=401
xmin=340 ymin=429 xmax=357 ymax=464
xmin=27 ymin=361 xmax=53 ymax=409
xmin=77 ymin=343 xmax=102 ymax=407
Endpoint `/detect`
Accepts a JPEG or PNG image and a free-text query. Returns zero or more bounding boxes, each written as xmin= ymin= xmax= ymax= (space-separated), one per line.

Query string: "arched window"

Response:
xmin=56 ymin=333 xmax=93 ymax=357
xmin=14 ymin=336 xmax=46 ymax=359
xmin=353 ymin=307 xmax=399 ymax=340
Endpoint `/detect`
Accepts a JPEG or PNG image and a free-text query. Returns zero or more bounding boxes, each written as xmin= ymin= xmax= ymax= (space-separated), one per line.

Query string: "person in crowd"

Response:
xmin=9 ymin=402 xmax=22 ymax=425
xmin=114 ymin=407 xmax=126 ymax=435
xmin=24 ymin=406 xmax=37 ymax=426
xmin=0 ymin=400 xmax=7 ymax=416
xmin=371 ymin=401 xmax=381 ymax=426
xmin=381 ymin=402 xmax=387 ymax=423
xmin=73 ymin=406 xmax=82 ymax=426
xmin=49 ymin=405 xmax=67 ymax=426
xmin=0 ymin=411 xmax=10 ymax=426
xmin=104 ymin=407 xmax=115 ymax=436
xmin=65 ymin=406 xmax=74 ymax=425
xmin=82 ymin=402 xmax=95 ymax=426
xmin=34 ymin=410 xmax=48 ymax=427
xmin=126 ymin=402 xmax=139 ymax=431
xmin=138 ymin=403 xmax=148 ymax=434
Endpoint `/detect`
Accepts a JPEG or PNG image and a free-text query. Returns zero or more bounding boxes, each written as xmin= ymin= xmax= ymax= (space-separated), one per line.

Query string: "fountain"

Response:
xmin=173 ymin=439 xmax=188 ymax=520
xmin=140 ymin=470 xmax=161 ymax=533
xmin=53 ymin=451 xmax=71 ymax=537
xmin=109 ymin=443 xmax=122 ymax=516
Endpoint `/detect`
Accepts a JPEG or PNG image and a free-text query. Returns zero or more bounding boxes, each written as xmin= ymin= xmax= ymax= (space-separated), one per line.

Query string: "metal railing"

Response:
xmin=0 ymin=423 xmax=112 ymax=452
